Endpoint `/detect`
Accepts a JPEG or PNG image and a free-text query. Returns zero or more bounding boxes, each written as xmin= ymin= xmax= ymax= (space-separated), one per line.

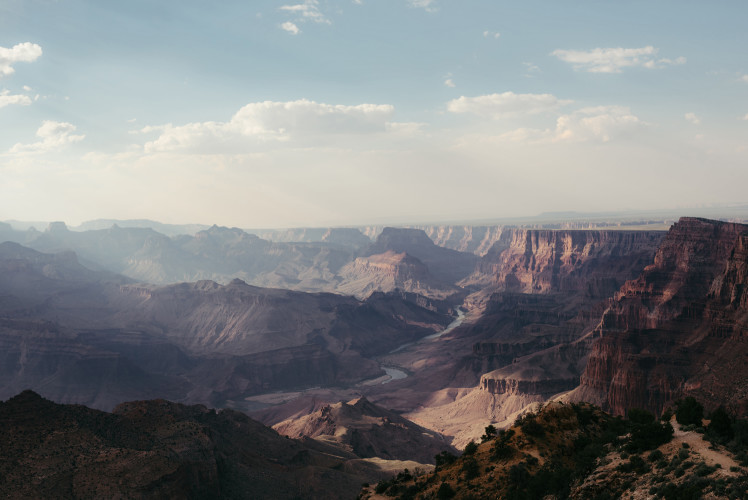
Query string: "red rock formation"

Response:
xmin=573 ymin=218 xmax=748 ymax=416
xmin=463 ymin=229 xmax=665 ymax=298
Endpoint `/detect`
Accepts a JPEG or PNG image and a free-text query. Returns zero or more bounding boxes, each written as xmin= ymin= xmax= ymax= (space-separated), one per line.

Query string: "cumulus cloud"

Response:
xmin=444 ymin=78 xmax=455 ymax=88
xmin=447 ymin=91 xmax=572 ymax=118
xmin=554 ymin=106 xmax=643 ymax=142
xmin=492 ymin=106 xmax=643 ymax=144
xmin=483 ymin=30 xmax=500 ymax=39
xmin=279 ymin=0 xmax=330 ymax=24
xmin=0 ymin=89 xmax=32 ymax=108
xmin=142 ymin=99 xmax=398 ymax=153
xmin=552 ymin=46 xmax=685 ymax=73
xmin=685 ymin=112 xmax=700 ymax=125
xmin=0 ymin=42 xmax=42 ymax=78
xmin=281 ymin=22 xmax=300 ymax=34
xmin=9 ymin=120 xmax=85 ymax=153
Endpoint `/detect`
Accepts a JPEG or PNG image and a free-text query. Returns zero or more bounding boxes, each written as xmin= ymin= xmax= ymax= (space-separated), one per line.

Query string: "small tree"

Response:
xmin=675 ymin=397 xmax=704 ymax=427
xmin=481 ymin=424 xmax=497 ymax=442
xmin=463 ymin=440 xmax=478 ymax=456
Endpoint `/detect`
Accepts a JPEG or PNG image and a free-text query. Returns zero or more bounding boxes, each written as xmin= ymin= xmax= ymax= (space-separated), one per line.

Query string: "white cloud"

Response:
xmin=742 ymin=113 xmax=748 ymax=121
xmin=408 ymin=0 xmax=437 ymax=11
xmin=9 ymin=121 xmax=85 ymax=153
xmin=143 ymin=99 xmax=398 ymax=153
xmin=0 ymin=89 xmax=32 ymax=108
xmin=447 ymin=91 xmax=572 ymax=118
xmin=522 ymin=62 xmax=541 ymax=77
xmin=554 ymin=106 xmax=643 ymax=142
xmin=0 ymin=42 xmax=42 ymax=78
xmin=552 ymin=46 xmax=685 ymax=73
xmin=281 ymin=21 xmax=300 ymax=35
xmin=490 ymin=106 xmax=643 ymax=144
xmin=741 ymin=75 xmax=748 ymax=83
xmin=444 ymin=78 xmax=455 ymax=88
xmin=685 ymin=112 xmax=700 ymax=125
xmin=279 ymin=0 xmax=330 ymax=24
xmin=483 ymin=30 xmax=500 ymax=39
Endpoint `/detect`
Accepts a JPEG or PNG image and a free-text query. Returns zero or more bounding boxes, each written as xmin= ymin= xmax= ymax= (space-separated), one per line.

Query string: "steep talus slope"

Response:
xmin=571 ymin=217 xmax=748 ymax=416
xmin=273 ymin=396 xmax=455 ymax=464
xmin=0 ymin=390 xmax=394 ymax=499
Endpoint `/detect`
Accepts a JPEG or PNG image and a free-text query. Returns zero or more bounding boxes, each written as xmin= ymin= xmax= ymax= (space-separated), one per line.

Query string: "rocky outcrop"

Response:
xmin=572 ymin=218 xmax=748 ymax=416
xmin=363 ymin=227 xmax=478 ymax=284
xmin=273 ymin=397 xmax=455 ymax=464
xmin=0 ymin=390 xmax=394 ymax=499
xmin=336 ymin=251 xmax=459 ymax=300
xmin=412 ymin=225 xmax=505 ymax=256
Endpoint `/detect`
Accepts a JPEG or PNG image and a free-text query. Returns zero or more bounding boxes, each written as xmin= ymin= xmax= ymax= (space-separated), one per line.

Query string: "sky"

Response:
xmin=0 ymin=0 xmax=747 ymax=228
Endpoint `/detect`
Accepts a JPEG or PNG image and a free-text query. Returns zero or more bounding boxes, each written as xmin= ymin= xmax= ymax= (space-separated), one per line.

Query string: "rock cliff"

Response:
xmin=572 ymin=217 xmax=748 ymax=416
xmin=462 ymin=229 xmax=665 ymax=299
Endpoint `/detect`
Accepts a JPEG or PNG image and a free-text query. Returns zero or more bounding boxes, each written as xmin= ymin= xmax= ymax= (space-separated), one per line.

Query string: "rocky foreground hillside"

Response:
xmin=0 ymin=391 xmax=437 ymax=499
xmin=361 ymin=401 xmax=748 ymax=499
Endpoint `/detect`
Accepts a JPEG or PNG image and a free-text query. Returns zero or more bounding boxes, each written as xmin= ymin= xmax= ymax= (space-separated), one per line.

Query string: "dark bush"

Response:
xmin=648 ymin=449 xmax=664 ymax=462
xmin=434 ymin=451 xmax=457 ymax=469
xmin=461 ymin=457 xmax=479 ymax=480
xmin=628 ymin=408 xmax=655 ymax=425
xmin=707 ymin=406 xmax=733 ymax=442
xmin=626 ymin=420 xmax=673 ymax=453
xmin=675 ymin=397 xmax=703 ymax=426
xmin=436 ymin=482 xmax=455 ymax=499
xmin=463 ymin=440 xmax=478 ymax=456
xmin=481 ymin=424 xmax=497 ymax=442
xmin=521 ymin=418 xmax=545 ymax=437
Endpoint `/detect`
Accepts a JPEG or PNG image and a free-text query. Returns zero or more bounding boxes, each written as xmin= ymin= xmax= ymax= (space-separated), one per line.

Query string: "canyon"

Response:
xmin=2 ymin=216 xmax=748 ymax=497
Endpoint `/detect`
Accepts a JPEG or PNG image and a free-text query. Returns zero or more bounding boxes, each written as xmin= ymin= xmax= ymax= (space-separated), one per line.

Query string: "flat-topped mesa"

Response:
xmin=573 ymin=217 xmax=748 ymax=416
xmin=463 ymin=228 xmax=665 ymax=297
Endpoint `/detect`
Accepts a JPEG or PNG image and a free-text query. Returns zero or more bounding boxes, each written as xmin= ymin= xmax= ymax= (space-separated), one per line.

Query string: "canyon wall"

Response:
xmin=573 ymin=218 xmax=748 ymax=416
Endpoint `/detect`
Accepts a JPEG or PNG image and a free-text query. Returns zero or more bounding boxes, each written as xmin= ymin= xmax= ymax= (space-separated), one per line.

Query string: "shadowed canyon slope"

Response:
xmin=0 ymin=390 xmax=432 ymax=499
xmin=0 ymin=242 xmax=452 ymax=410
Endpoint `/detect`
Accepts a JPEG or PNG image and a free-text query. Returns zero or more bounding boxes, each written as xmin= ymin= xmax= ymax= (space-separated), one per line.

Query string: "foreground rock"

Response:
xmin=0 ymin=391 xmax=432 ymax=499
xmin=273 ymin=396 xmax=456 ymax=464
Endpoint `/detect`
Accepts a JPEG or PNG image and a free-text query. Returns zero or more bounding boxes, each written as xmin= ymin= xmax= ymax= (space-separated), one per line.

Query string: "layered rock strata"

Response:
xmin=572 ymin=218 xmax=748 ymax=416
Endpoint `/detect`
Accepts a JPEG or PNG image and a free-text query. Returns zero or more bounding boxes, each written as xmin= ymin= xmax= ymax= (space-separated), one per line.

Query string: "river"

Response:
xmin=378 ymin=307 xmax=466 ymax=384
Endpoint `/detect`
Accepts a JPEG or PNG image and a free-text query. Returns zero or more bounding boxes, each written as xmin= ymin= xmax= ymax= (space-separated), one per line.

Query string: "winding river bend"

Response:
xmin=378 ymin=307 xmax=466 ymax=384
xmin=389 ymin=307 xmax=466 ymax=354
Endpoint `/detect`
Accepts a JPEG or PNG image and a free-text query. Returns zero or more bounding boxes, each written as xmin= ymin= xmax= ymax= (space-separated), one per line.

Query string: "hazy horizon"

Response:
xmin=1 ymin=1 xmax=747 ymax=227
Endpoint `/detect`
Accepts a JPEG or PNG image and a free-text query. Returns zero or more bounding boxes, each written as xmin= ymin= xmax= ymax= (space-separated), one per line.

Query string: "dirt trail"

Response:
xmin=665 ymin=417 xmax=742 ymax=477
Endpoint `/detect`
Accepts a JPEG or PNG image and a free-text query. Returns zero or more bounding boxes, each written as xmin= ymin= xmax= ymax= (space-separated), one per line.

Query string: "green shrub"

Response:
xmin=707 ymin=406 xmax=734 ymax=442
xmin=463 ymin=441 xmax=478 ymax=456
xmin=481 ymin=424 xmax=497 ymax=443
xmin=675 ymin=397 xmax=704 ymax=426
xmin=648 ymin=449 xmax=664 ymax=462
xmin=436 ymin=482 xmax=455 ymax=499
xmin=434 ymin=450 xmax=457 ymax=469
